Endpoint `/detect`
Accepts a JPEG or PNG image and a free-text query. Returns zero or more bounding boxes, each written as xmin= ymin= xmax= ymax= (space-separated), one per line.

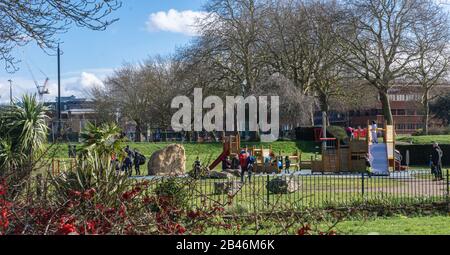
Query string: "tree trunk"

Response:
xmin=379 ymin=90 xmax=394 ymax=125
xmin=318 ymin=92 xmax=330 ymax=127
xmin=423 ymin=89 xmax=430 ymax=135
xmin=310 ymin=104 xmax=315 ymax=126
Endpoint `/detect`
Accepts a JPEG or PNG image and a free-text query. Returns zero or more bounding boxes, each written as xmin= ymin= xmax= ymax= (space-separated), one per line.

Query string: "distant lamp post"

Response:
xmin=7 ymin=79 xmax=13 ymax=104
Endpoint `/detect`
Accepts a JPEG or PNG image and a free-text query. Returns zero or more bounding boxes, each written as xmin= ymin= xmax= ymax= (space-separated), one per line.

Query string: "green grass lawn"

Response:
xmin=334 ymin=215 xmax=450 ymax=235
xmin=397 ymin=135 xmax=450 ymax=145
xmin=47 ymin=140 xmax=321 ymax=170
xmin=206 ymin=215 xmax=450 ymax=235
xmin=143 ymin=174 xmax=446 ymax=213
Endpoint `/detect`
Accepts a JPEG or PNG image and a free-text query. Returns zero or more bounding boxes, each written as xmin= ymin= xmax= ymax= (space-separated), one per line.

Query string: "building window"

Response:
xmin=397 ymin=109 xmax=406 ymax=116
xmin=406 ymin=109 xmax=415 ymax=115
xmin=406 ymin=124 xmax=414 ymax=130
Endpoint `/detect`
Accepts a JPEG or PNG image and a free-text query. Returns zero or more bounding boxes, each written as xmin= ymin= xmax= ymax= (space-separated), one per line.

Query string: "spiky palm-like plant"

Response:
xmin=0 ymin=95 xmax=48 ymax=156
xmin=79 ymin=122 xmax=123 ymax=159
xmin=0 ymin=95 xmax=49 ymax=196
xmin=73 ymin=122 xmax=125 ymax=181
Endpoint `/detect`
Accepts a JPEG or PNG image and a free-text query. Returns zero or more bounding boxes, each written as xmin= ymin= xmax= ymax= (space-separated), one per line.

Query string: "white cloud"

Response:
xmin=146 ymin=9 xmax=209 ymax=36
xmin=80 ymin=72 xmax=104 ymax=89
xmin=0 ymin=68 xmax=112 ymax=104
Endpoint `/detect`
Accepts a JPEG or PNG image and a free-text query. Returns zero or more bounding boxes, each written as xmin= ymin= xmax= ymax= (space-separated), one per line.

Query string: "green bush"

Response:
xmin=154 ymin=178 xmax=190 ymax=208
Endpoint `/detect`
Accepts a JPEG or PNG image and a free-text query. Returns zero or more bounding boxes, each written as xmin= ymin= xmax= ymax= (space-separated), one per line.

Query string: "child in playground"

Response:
xmin=277 ymin=156 xmax=283 ymax=173
xmin=346 ymin=126 xmax=354 ymax=140
xmin=371 ymin=121 xmax=378 ymax=144
xmin=222 ymin=156 xmax=232 ymax=171
xmin=231 ymin=154 xmax=241 ymax=170
xmin=194 ymin=157 xmax=202 ymax=179
xmin=245 ymin=153 xmax=255 ymax=183
xmin=239 ymin=150 xmax=249 ymax=180
xmin=264 ymin=155 xmax=271 ymax=169
xmin=284 ymin=156 xmax=291 ymax=174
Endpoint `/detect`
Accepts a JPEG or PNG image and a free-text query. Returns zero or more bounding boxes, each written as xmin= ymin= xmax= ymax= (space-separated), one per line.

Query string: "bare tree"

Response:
xmin=0 ymin=0 xmax=121 ymax=71
xmin=254 ymin=73 xmax=315 ymax=128
xmin=339 ymin=0 xmax=447 ymax=125
xmin=92 ymin=57 xmax=182 ymax=142
xmin=407 ymin=3 xmax=450 ymax=134
xmin=260 ymin=0 xmax=314 ymax=94
xmin=198 ymin=0 xmax=266 ymax=95
xmin=307 ymin=1 xmax=349 ymax=127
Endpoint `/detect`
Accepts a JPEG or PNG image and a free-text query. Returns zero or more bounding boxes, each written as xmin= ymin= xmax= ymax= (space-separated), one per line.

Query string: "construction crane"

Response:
xmin=23 ymin=51 xmax=50 ymax=101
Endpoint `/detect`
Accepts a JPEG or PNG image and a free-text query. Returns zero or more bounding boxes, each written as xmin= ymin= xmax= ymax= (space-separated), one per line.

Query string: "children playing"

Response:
xmin=284 ymin=156 xmax=291 ymax=174
xmin=277 ymin=156 xmax=283 ymax=173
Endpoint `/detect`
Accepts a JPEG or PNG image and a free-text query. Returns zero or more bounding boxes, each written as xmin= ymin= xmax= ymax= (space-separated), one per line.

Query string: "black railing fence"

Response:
xmin=146 ymin=170 xmax=449 ymax=213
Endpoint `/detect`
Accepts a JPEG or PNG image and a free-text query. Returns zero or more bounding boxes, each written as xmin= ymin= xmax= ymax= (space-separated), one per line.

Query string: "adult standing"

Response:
xmin=133 ymin=149 xmax=143 ymax=176
xmin=431 ymin=142 xmax=443 ymax=181
xmin=124 ymin=145 xmax=133 ymax=176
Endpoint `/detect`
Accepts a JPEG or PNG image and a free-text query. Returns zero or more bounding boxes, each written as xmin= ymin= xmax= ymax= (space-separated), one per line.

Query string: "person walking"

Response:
xmin=430 ymin=142 xmax=443 ymax=181
xmin=133 ymin=149 xmax=144 ymax=176
xmin=370 ymin=121 xmax=378 ymax=144
xmin=123 ymin=145 xmax=133 ymax=176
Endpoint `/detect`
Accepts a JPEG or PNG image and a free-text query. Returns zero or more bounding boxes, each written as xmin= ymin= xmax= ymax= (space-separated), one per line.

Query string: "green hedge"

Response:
xmin=396 ymin=144 xmax=450 ymax=166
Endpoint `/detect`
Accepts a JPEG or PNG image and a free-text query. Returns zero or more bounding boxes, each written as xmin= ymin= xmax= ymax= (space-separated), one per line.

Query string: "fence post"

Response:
xmin=266 ymin=174 xmax=270 ymax=207
xmin=361 ymin=172 xmax=365 ymax=199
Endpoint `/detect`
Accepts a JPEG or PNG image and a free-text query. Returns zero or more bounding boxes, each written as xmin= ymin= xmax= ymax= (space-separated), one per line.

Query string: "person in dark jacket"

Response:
xmin=284 ymin=156 xmax=291 ymax=174
xmin=239 ymin=150 xmax=249 ymax=182
xmin=222 ymin=156 xmax=232 ymax=171
xmin=430 ymin=142 xmax=443 ymax=181
xmin=244 ymin=152 xmax=255 ymax=183
xmin=123 ymin=145 xmax=133 ymax=176
xmin=133 ymin=150 xmax=143 ymax=176
xmin=193 ymin=157 xmax=202 ymax=179
xmin=231 ymin=154 xmax=241 ymax=170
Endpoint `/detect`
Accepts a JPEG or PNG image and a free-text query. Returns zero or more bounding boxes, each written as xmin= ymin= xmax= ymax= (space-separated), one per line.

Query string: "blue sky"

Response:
xmin=0 ymin=0 xmax=206 ymax=103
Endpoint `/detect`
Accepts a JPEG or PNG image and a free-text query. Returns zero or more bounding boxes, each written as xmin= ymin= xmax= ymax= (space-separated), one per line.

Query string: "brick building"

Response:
xmin=46 ymin=95 xmax=96 ymax=141
xmin=347 ymin=84 xmax=450 ymax=134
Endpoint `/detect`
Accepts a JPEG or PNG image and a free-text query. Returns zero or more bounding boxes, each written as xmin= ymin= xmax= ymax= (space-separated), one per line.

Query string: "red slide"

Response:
xmin=209 ymin=149 xmax=229 ymax=170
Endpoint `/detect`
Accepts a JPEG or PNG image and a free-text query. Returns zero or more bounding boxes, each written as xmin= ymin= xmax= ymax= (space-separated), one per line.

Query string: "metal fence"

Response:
xmin=147 ymin=170 xmax=449 ymax=213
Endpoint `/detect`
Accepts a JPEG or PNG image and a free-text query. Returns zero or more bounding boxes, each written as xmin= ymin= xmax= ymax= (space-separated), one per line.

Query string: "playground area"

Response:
xmin=47 ymin=123 xmax=447 ymax=178
xmin=205 ymin=123 xmax=405 ymax=176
